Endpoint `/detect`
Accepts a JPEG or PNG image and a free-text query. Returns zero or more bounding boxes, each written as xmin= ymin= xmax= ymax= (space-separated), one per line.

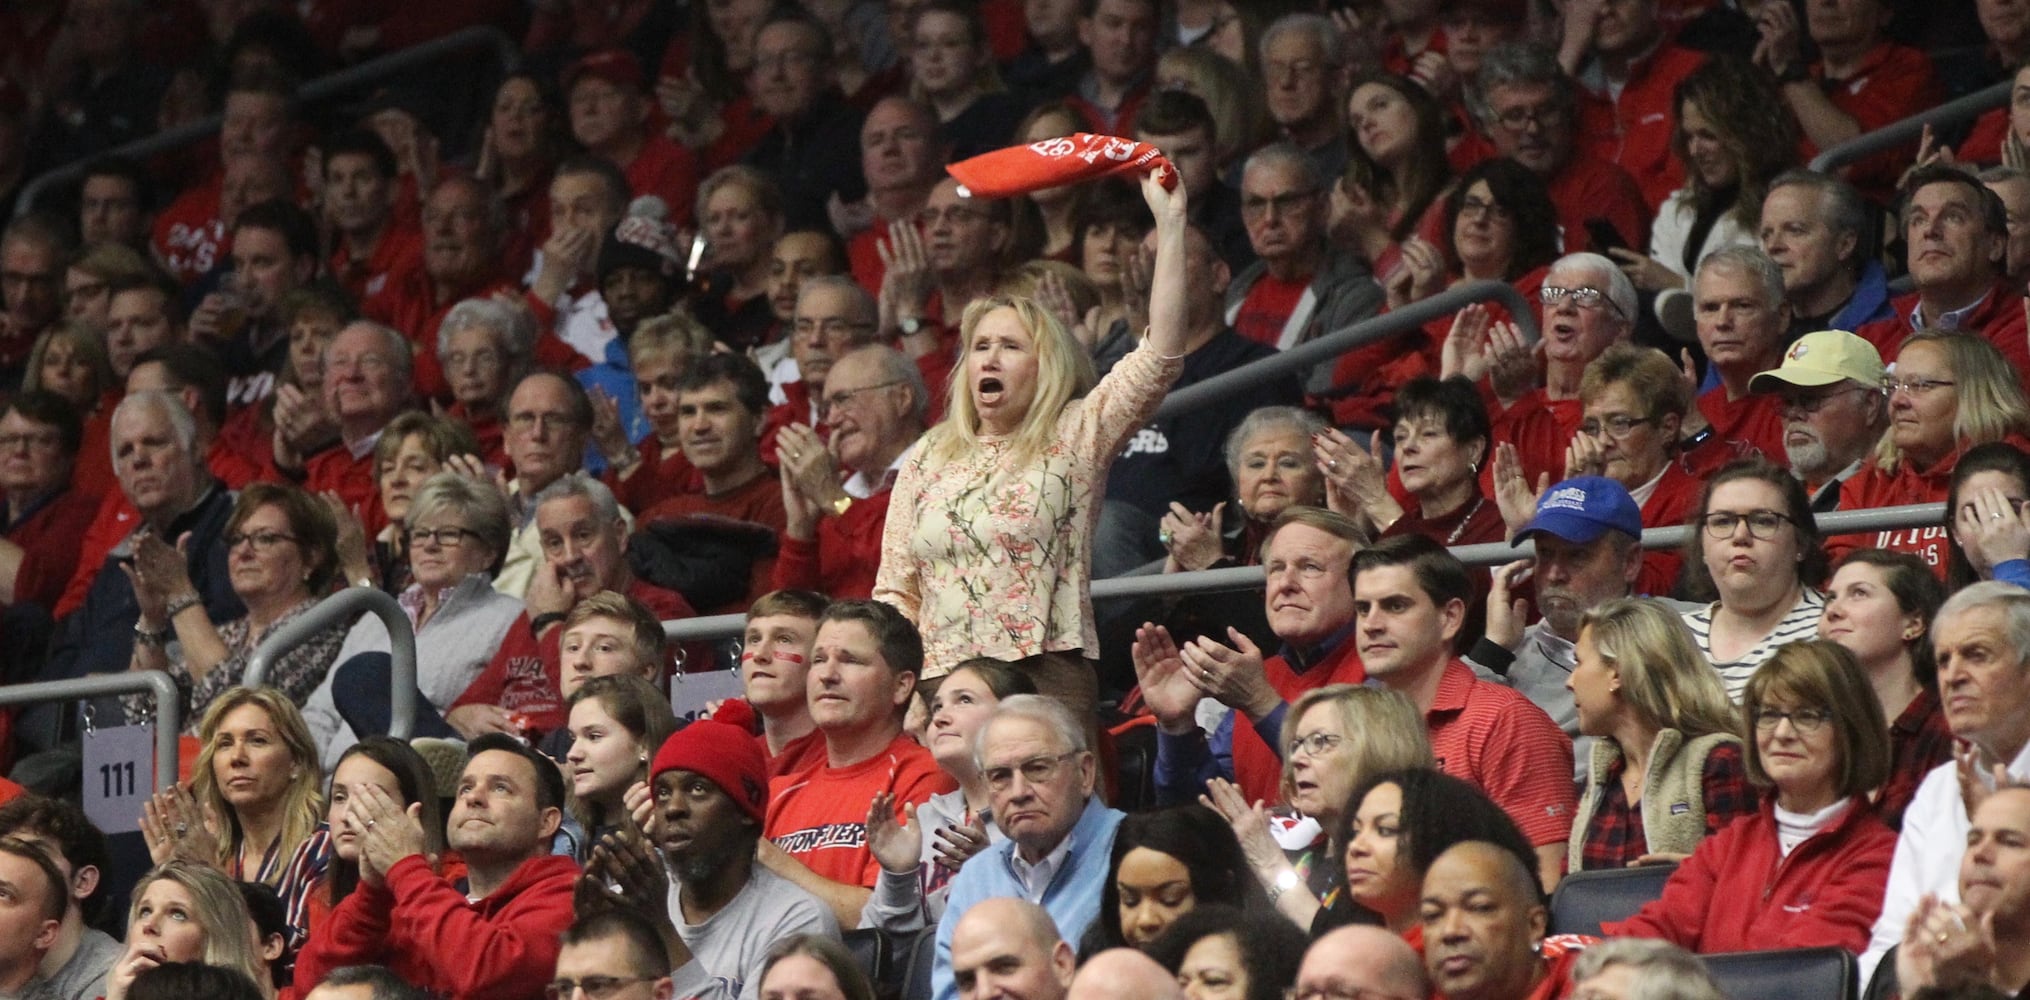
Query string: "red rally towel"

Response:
xmin=947 ymin=133 xmax=1177 ymax=199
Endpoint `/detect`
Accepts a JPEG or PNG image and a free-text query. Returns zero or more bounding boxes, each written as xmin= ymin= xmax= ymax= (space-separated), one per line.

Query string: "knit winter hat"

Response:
xmin=650 ymin=720 xmax=769 ymax=821
xmin=597 ymin=196 xmax=684 ymax=284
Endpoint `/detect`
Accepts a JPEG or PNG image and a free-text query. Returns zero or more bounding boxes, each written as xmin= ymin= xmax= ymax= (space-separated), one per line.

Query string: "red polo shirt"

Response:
xmin=1424 ymin=659 xmax=1577 ymax=848
xmin=1577 ymin=44 xmax=1705 ymax=211
xmin=1682 ymin=387 xmax=1785 ymax=477
xmin=1547 ymin=152 xmax=1652 ymax=252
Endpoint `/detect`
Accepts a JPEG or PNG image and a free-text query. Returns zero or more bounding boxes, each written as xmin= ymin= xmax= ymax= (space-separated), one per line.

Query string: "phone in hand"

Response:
xmin=1584 ymin=218 xmax=1629 ymax=254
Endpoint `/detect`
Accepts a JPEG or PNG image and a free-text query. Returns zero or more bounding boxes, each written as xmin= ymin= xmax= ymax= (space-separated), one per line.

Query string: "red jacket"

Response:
xmin=1806 ymin=43 xmax=1940 ymax=203
xmin=1856 ymin=284 xmax=2030 ymax=397
xmin=1637 ymin=461 xmax=1703 ymax=597
xmin=1576 ymin=44 xmax=1705 ymax=211
xmin=1602 ymin=797 xmax=1895 ymax=954
xmin=293 ymin=853 xmax=578 ymax=1000
xmin=1826 ymin=433 xmax=2030 ymax=573
xmin=773 ymin=485 xmax=893 ymax=600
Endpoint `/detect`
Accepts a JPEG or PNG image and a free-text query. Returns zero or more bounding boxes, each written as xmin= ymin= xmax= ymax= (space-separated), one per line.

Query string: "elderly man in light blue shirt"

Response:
xmin=934 ymin=695 xmax=1125 ymax=1000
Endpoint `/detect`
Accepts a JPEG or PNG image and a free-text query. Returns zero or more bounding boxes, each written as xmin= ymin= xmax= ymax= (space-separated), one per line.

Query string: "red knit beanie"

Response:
xmin=650 ymin=721 xmax=769 ymax=822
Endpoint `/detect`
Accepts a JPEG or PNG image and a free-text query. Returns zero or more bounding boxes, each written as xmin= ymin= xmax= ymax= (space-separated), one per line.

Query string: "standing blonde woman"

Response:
xmin=1568 ymin=599 xmax=1756 ymax=872
xmin=875 ymin=171 xmax=1190 ymax=718
xmin=1202 ymin=683 xmax=1433 ymax=928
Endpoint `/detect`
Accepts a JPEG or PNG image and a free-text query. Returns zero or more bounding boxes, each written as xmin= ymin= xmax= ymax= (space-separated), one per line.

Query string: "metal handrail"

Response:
xmin=15 ymin=26 xmax=520 ymax=218
xmin=1809 ymin=80 xmax=2009 ymax=173
xmin=0 ymin=672 xmax=181 ymax=783
xmin=1152 ymin=279 xmax=1539 ymax=420
xmin=246 ymin=587 xmax=417 ymax=739
xmin=661 ymin=501 xmax=1947 ymax=642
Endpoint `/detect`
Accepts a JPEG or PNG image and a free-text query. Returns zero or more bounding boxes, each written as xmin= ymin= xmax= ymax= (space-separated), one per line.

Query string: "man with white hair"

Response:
xmin=273 ymin=320 xmax=416 ymax=536
xmin=42 ymin=392 xmax=241 ymax=712
xmin=934 ymin=696 xmax=1126 ymax=1000
xmin=1260 ymin=15 xmax=1351 ymax=182
xmin=1861 ymin=581 xmax=2030 ymax=983
xmin=1759 ymin=171 xmax=1893 ymax=339
xmin=1677 ymin=246 xmax=1790 ymax=475
xmin=1747 ymin=329 xmax=1889 ymax=511
xmin=1484 ymin=252 xmax=1636 ymax=485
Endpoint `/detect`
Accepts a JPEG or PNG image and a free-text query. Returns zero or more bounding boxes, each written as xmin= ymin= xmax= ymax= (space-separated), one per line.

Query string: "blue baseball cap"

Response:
xmin=1513 ymin=476 xmax=1643 ymax=545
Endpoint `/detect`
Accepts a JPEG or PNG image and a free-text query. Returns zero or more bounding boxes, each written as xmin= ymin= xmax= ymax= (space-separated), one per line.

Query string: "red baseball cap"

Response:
xmin=567 ymin=49 xmax=647 ymax=94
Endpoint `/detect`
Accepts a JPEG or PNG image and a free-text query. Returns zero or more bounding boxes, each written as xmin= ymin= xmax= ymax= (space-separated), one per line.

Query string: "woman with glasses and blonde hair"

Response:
xmin=1829 ymin=331 xmax=2030 ymax=571
xmin=1604 ymin=640 xmax=1896 ymax=954
xmin=875 ymin=171 xmax=1192 ymax=722
xmin=122 ymin=483 xmax=347 ymax=728
xmin=1568 ymin=599 xmax=1754 ymax=871
xmin=140 ymin=688 xmax=324 ymax=890
xmin=107 ymin=861 xmax=272 ymax=1000
xmin=1201 ymin=684 xmax=1433 ymax=928
xmin=301 ymin=471 xmax=524 ymax=768
xmin=1682 ymin=459 xmax=1830 ymax=701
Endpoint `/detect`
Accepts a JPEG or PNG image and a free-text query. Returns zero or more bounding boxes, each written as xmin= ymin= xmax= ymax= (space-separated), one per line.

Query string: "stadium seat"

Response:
xmin=1701 ymin=947 xmax=1858 ymax=1000
xmin=1862 ymin=946 xmax=1900 ymax=1000
xmin=843 ymin=928 xmax=895 ymax=998
xmin=901 ymin=926 xmax=939 ymax=1000
xmin=1547 ymin=863 xmax=1677 ymax=936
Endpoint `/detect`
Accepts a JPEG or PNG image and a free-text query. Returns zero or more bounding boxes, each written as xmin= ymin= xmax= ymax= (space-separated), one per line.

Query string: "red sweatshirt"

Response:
xmin=293 ymin=853 xmax=578 ymax=1000
xmin=1602 ymin=797 xmax=1895 ymax=954
xmin=1826 ymin=433 xmax=2030 ymax=573
xmin=773 ymin=486 xmax=893 ymax=600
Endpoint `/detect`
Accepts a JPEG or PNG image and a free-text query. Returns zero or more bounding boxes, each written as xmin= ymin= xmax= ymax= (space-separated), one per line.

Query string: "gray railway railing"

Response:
xmin=0 ymin=672 xmax=181 ymax=784
xmin=1809 ymin=80 xmax=2009 ymax=173
xmin=1152 ymin=279 xmax=1539 ymax=420
xmin=246 ymin=586 xmax=417 ymax=739
xmin=15 ymin=25 xmax=520 ymax=218
xmin=662 ymin=501 xmax=1946 ymax=643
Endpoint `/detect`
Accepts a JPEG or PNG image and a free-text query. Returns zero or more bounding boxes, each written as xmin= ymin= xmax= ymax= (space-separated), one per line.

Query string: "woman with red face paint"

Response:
xmin=874 ymin=169 xmax=1190 ymax=721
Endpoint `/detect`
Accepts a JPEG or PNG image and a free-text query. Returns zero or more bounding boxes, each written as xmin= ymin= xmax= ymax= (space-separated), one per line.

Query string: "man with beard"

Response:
xmin=649 ymin=720 xmax=836 ymax=1000
xmin=1474 ymin=477 xmax=1647 ymax=782
xmin=1748 ymin=330 xmax=1889 ymax=511
xmin=292 ymin=734 xmax=578 ymax=1000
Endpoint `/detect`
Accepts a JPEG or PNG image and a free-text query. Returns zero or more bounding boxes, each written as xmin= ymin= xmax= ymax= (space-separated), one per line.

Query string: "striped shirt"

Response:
xmin=1683 ymin=588 xmax=1827 ymax=702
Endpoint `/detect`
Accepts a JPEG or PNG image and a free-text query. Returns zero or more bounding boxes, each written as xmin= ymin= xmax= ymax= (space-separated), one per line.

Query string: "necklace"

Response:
xmin=1445 ymin=497 xmax=1487 ymax=546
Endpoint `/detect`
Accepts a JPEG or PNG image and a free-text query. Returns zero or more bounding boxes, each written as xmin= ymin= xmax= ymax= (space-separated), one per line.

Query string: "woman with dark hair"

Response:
xmin=1438 ymin=158 xmax=1559 ymax=290
xmin=1087 ymin=804 xmax=1269 ymax=952
xmin=1068 ymin=179 xmax=1154 ymax=347
xmin=1334 ymin=73 xmax=1453 ymax=275
xmin=1819 ymin=549 xmax=1951 ymax=831
xmin=864 ymin=658 xmax=1037 ymax=932
xmin=1945 ymin=442 xmax=2030 ymax=590
xmin=1613 ymin=56 xmax=1797 ymax=296
xmin=475 ymin=70 xmax=567 ymax=278
xmin=1322 ymin=767 xmax=1542 ymax=939
xmin=1681 ymin=458 xmax=1830 ymax=702
xmin=1321 ymin=376 xmax=1503 ymax=547
xmin=127 ymin=962 xmax=265 ymax=1000
xmin=757 ymin=934 xmax=877 ymax=1000
xmin=1604 ymin=641 xmax=1896 ymax=954
xmin=1145 ymin=905 xmax=1308 ymax=1000
xmin=284 ymin=737 xmax=452 ymax=949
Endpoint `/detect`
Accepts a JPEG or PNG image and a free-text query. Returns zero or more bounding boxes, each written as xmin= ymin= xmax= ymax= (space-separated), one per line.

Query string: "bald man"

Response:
xmin=950 ymin=898 xmax=1074 ymax=1000
xmin=1069 ymin=950 xmax=1183 ymax=1000
xmin=1294 ymin=926 xmax=1428 ymax=1000
xmin=1421 ymin=842 xmax=1579 ymax=1000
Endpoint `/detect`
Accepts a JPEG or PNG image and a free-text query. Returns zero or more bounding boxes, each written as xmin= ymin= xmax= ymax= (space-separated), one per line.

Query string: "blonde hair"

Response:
xmin=920 ymin=295 xmax=1096 ymax=474
xmin=189 ymin=689 xmax=323 ymax=886
xmin=630 ymin=311 xmax=715 ymax=368
xmin=1577 ymin=599 xmax=1737 ymax=739
xmin=128 ymin=861 xmax=268 ymax=986
xmin=1279 ymin=685 xmax=1432 ymax=809
xmin=1875 ymin=331 xmax=2030 ymax=472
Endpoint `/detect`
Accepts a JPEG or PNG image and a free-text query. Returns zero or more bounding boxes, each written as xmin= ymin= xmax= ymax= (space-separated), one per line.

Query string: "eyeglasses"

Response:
xmin=823 ymin=379 xmax=906 ymax=411
xmin=543 ymin=977 xmax=663 ymax=1000
xmin=1538 ymin=285 xmax=1621 ymax=315
xmin=1286 ymin=986 xmax=1422 ymax=1000
xmin=0 ymin=431 xmax=61 ymax=451
xmin=508 ymin=411 xmax=582 ymax=433
xmin=1887 ymin=377 xmax=1956 ymax=395
xmin=1242 ymin=191 xmax=1317 ymax=219
xmin=1701 ymin=510 xmax=1793 ymax=540
xmin=1287 ymin=732 xmax=1346 ymax=758
xmin=1457 ymin=196 xmax=1512 ymax=223
xmin=983 ymin=751 xmax=1081 ymax=792
xmin=1489 ymin=104 xmax=1568 ymax=132
xmin=1579 ymin=415 xmax=1653 ymax=438
xmin=1753 ymin=706 xmax=1831 ymax=733
xmin=225 ymin=530 xmax=298 ymax=552
xmin=326 ymin=353 xmax=394 ymax=374
xmin=407 ymin=526 xmax=480 ymax=548
xmin=1779 ymin=386 xmax=1877 ymax=416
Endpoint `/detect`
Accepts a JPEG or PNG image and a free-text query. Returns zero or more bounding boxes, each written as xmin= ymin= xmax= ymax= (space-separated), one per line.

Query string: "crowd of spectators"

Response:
xmin=4 ymin=0 xmax=2030 ymax=998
